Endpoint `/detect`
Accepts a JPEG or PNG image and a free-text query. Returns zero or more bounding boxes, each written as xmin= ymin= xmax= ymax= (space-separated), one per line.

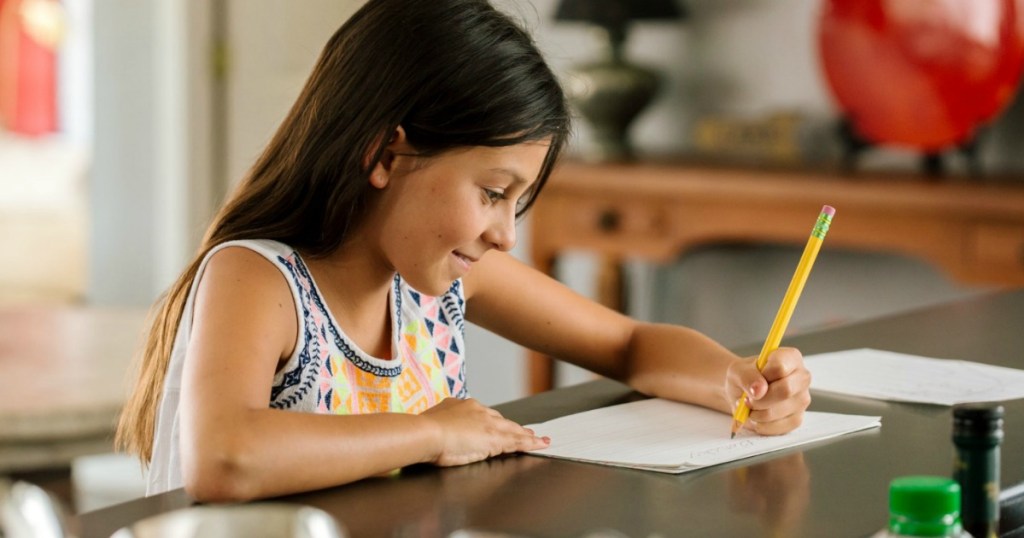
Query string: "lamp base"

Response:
xmin=565 ymin=59 xmax=659 ymax=162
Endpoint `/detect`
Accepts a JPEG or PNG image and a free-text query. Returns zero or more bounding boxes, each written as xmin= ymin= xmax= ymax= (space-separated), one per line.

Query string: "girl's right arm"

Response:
xmin=177 ymin=247 xmax=543 ymax=502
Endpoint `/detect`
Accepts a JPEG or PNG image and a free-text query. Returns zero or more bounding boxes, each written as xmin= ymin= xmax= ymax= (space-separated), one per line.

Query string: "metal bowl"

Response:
xmin=109 ymin=503 xmax=346 ymax=538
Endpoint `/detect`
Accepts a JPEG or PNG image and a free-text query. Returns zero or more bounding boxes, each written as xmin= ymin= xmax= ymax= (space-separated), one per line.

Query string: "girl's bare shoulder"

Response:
xmin=194 ymin=246 xmax=297 ymax=334
xmin=189 ymin=245 xmax=300 ymax=363
xmin=201 ymin=245 xmax=288 ymax=289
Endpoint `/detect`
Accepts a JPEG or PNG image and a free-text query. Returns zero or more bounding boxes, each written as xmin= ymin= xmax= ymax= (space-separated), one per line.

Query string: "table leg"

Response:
xmin=595 ymin=255 xmax=625 ymax=313
xmin=528 ymin=250 xmax=558 ymax=394
xmin=527 ymin=349 xmax=555 ymax=395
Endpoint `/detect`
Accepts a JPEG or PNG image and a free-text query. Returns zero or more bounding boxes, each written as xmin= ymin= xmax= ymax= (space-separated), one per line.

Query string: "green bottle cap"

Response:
xmin=889 ymin=476 xmax=963 ymax=537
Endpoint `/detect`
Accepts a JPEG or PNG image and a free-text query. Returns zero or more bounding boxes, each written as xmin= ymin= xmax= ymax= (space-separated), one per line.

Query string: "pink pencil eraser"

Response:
xmin=821 ymin=205 xmax=836 ymax=217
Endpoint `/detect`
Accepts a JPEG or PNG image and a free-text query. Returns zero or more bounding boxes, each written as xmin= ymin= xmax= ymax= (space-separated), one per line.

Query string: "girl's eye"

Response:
xmin=483 ymin=188 xmax=505 ymax=204
xmin=515 ymin=186 xmax=537 ymax=215
xmin=515 ymin=194 xmax=531 ymax=214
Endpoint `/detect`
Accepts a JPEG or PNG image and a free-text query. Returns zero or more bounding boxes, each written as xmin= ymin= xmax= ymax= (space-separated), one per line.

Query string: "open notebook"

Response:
xmin=526 ymin=398 xmax=880 ymax=473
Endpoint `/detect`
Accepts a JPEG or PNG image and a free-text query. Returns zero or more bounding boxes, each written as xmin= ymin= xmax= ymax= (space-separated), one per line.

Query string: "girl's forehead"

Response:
xmin=457 ymin=143 xmax=549 ymax=182
xmin=455 ymin=140 xmax=551 ymax=166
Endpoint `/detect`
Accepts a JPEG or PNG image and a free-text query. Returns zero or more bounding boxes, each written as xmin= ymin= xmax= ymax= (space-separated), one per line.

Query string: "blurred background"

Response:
xmin=2 ymin=0 xmax=1020 ymax=514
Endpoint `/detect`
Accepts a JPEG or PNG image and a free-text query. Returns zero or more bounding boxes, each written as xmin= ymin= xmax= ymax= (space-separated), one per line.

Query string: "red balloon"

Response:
xmin=818 ymin=0 xmax=1024 ymax=151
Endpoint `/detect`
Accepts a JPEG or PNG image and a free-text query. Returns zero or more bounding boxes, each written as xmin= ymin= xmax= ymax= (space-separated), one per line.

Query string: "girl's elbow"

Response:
xmin=182 ymin=445 xmax=260 ymax=502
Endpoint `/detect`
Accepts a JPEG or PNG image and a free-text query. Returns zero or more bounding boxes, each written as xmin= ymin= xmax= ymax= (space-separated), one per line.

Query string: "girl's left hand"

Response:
xmin=726 ymin=347 xmax=812 ymax=436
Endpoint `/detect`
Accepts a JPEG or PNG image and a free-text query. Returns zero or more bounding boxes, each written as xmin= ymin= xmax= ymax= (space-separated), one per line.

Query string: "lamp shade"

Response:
xmin=555 ymin=0 xmax=684 ymax=28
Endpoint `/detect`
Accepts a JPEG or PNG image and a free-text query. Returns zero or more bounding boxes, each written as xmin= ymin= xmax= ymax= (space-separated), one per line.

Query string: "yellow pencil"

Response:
xmin=730 ymin=205 xmax=835 ymax=438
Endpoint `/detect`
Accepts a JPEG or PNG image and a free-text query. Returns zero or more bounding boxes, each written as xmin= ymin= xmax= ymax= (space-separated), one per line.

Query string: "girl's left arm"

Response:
xmin=463 ymin=251 xmax=810 ymax=435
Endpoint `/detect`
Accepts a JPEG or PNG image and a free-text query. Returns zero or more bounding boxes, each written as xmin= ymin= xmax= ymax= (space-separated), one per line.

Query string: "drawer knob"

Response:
xmin=598 ymin=210 xmax=620 ymax=232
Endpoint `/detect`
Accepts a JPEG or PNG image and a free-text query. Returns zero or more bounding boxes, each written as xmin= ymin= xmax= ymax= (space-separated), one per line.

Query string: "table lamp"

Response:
xmin=555 ymin=0 xmax=685 ymax=161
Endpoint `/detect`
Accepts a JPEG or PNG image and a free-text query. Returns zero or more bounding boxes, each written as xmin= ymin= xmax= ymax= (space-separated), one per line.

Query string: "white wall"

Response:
xmin=90 ymin=0 xmax=159 ymax=305
xmin=60 ymin=0 xmax=93 ymax=146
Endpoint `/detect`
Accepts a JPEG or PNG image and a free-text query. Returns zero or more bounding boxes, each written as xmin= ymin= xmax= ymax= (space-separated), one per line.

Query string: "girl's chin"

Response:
xmin=403 ymin=274 xmax=457 ymax=297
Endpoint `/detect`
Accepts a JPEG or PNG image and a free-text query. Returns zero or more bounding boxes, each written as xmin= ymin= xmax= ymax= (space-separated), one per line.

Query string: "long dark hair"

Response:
xmin=117 ymin=0 xmax=571 ymax=462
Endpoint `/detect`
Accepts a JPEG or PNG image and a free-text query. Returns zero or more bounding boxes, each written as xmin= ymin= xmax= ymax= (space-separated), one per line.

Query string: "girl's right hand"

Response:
xmin=421 ymin=397 xmax=549 ymax=467
xmin=725 ymin=347 xmax=811 ymax=436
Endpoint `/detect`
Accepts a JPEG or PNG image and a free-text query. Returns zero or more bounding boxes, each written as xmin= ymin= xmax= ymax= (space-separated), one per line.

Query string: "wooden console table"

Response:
xmin=527 ymin=160 xmax=1024 ymax=394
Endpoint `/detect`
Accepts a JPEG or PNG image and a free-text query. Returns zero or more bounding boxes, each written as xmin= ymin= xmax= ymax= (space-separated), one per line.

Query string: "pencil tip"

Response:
xmin=730 ymin=432 xmax=736 ymax=439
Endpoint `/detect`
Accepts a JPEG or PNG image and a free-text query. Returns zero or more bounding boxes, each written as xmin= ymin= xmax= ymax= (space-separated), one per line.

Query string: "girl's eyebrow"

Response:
xmin=489 ymin=167 xmax=528 ymax=185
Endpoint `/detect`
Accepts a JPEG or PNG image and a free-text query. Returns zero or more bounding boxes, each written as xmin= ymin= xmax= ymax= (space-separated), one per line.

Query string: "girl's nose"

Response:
xmin=485 ymin=209 xmax=517 ymax=252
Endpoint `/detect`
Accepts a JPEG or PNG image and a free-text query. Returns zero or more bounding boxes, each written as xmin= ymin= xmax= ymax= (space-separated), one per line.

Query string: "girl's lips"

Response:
xmin=452 ymin=252 xmax=473 ymax=271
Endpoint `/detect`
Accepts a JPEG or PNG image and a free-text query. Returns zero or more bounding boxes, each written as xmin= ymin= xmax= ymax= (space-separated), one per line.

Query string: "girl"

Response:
xmin=116 ymin=0 xmax=811 ymax=502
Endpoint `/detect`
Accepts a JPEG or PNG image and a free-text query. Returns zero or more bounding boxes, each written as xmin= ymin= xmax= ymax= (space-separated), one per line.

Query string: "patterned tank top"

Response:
xmin=266 ymin=238 xmax=468 ymax=411
xmin=146 ymin=239 xmax=468 ymax=494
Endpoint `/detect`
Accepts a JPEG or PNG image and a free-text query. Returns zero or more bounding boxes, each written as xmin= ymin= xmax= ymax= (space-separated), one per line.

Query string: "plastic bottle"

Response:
xmin=952 ymin=403 xmax=1004 ymax=538
xmin=871 ymin=476 xmax=971 ymax=537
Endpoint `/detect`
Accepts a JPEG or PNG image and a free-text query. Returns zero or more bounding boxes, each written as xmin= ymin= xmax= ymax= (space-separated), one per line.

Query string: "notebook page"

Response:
xmin=526 ymin=398 xmax=880 ymax=472
xmin=806 ymin=348 xmax=1024 ymax=405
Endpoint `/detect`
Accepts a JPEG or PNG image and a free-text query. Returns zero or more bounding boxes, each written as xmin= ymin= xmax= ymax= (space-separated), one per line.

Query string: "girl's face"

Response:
xmin=368 ymin=140 xmax=550 ymax=296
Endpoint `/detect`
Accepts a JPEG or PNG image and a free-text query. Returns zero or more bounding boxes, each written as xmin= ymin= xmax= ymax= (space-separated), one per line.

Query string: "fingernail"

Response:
xmin=542 ymin=436 xmax=551 ymax=444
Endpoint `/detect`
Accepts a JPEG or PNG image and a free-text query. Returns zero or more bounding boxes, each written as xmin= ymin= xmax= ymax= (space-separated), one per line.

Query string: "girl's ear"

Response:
xmin=367 ymin=126 xmax=408 ymax=189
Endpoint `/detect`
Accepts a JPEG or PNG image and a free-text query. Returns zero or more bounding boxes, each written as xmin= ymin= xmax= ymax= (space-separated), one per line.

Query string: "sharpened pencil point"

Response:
xmin=729 ymin=417 xmax=743 ymax=438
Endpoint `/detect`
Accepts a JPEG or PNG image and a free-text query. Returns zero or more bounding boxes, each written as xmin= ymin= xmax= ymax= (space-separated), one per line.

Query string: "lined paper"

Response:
xmin=806 ymin=348 xmax=1024 ymax=405
xmin=526 ymin=398 xmax=880 ymax=473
